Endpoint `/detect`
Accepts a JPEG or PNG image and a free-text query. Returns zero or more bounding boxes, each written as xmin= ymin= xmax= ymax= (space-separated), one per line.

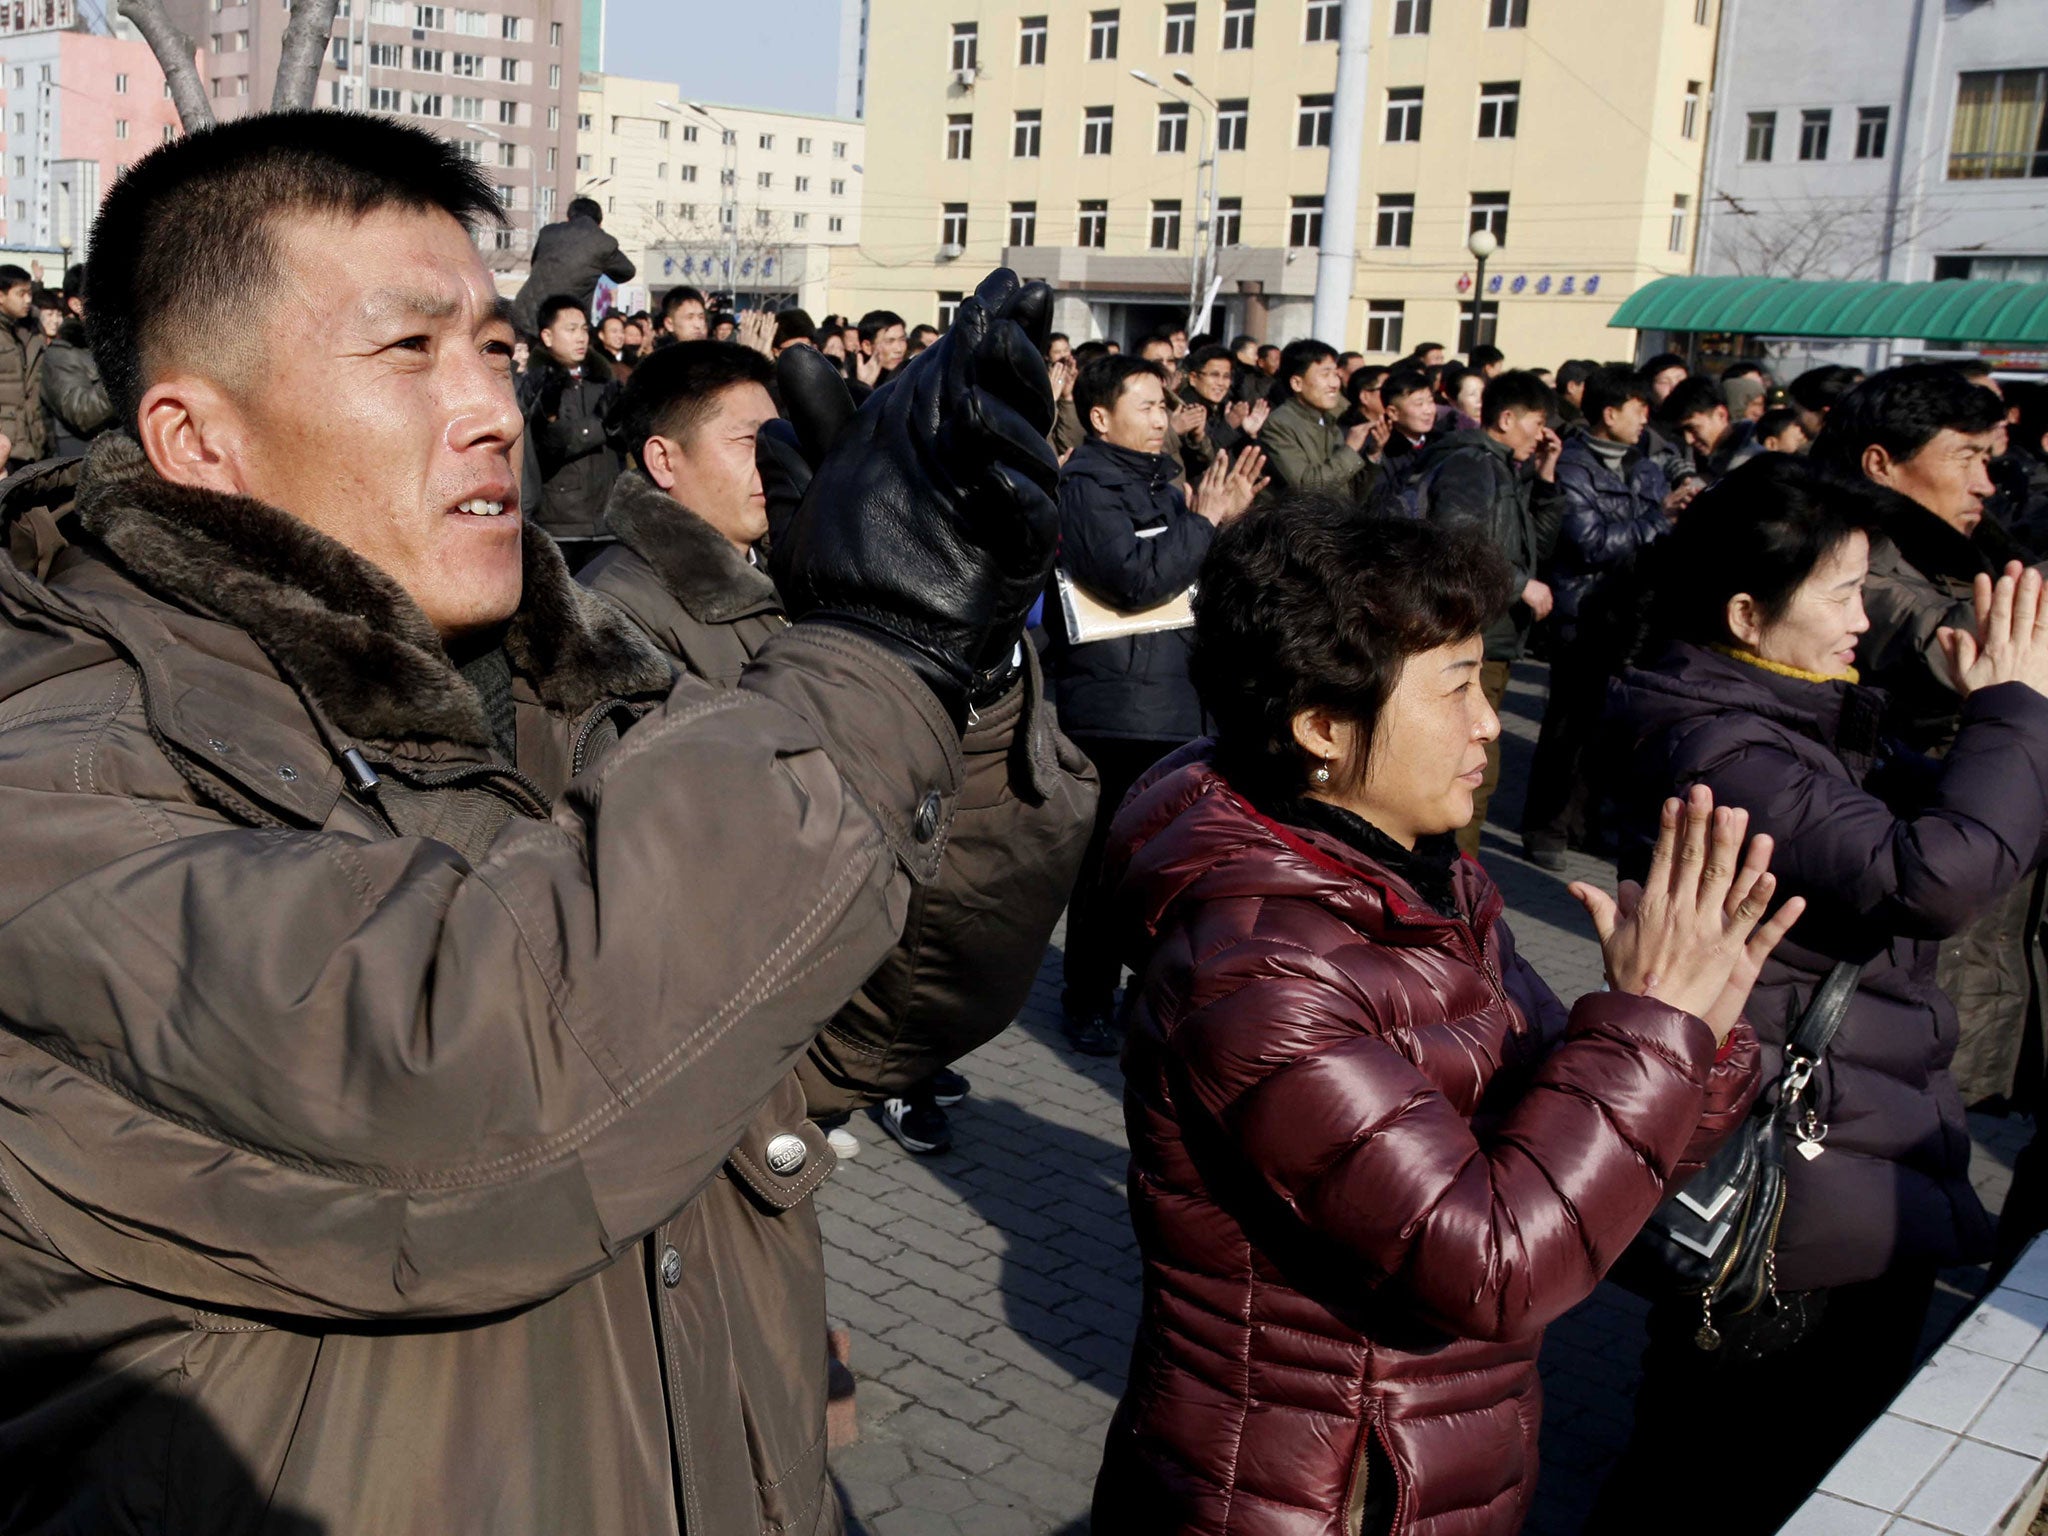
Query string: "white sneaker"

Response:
xmin=825 ymin=1126 xmax=860 ymax=1159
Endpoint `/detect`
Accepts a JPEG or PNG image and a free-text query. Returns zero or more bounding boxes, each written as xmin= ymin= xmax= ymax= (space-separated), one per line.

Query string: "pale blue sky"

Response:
xmin=600 ymin=0 xmax=850 ymax=118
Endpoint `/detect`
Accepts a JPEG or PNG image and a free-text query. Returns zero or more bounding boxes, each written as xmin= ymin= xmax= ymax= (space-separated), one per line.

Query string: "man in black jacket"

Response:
xmin=1047 ymin=353 xmax=1263 ymax=1052
xmin=1412 ymin=369 xmax=1564 ymax=856
xmin=519 ymin=294 xmax=619 ymax=560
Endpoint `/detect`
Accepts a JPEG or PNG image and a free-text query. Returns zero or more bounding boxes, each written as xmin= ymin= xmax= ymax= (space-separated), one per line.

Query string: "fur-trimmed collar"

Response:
xmin=601 ymin=467 xmax=781 ymax=625
xmin=71 ymin=434 xmax=672 ymax=750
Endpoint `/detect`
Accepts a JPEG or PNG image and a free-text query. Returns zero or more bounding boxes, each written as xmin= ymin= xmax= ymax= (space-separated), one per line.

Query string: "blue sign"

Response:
xmin=1510 ymin=274 xmax=1527 ymax=294
xmin=1585 ymin=275 xmax=1601 ymax=294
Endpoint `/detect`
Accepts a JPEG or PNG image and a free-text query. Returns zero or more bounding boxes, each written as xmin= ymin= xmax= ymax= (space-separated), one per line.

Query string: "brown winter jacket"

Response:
xmin=1092 ymin=750 xmax=1760 ymax=1536
xmin=0 ymin=436 xmax=965 ymax=1535
xmin=0 ymin=314 xmax=47 ymax=461
xmin=582 ymin=467 xmax=1099 ymax=1113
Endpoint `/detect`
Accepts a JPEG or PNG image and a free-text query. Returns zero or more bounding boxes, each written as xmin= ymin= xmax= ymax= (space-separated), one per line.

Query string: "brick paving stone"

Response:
xmin=822 ymin=661 xmax=2034 ymax=1534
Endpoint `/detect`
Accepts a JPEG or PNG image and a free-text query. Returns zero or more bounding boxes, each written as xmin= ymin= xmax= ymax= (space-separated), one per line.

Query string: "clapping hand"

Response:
xmin=1173 ymin=400 xmax=1207 ymax=441
xmin=1190 ymin=447 xmax=1268 ymax=527
xmin=1570 ymin=786 xmax=1806 ymax=1042
xmin=1936 ymin=562 xmax=2048 ymax=699
xmin=738 ymin=310 xmax=777 ymax=358
xmin=1243 ymin=398 xmax=1271 ymax=437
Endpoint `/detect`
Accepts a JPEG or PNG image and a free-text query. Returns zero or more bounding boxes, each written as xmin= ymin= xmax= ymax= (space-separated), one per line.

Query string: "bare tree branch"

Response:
xmin=119 ymin=0 xmax=214 ymax=131
xmin=271 ymin=0 xmax=342 ymax=112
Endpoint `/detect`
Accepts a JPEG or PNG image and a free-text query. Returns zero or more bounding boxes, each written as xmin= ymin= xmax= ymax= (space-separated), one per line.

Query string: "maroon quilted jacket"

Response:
xmin=1091 ymin=751 xmax=1761 ymax=1536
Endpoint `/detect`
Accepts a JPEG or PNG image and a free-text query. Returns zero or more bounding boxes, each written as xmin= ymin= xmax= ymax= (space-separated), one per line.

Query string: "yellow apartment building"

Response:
xmin=834 ymin=0 xmax=1718 ymax=361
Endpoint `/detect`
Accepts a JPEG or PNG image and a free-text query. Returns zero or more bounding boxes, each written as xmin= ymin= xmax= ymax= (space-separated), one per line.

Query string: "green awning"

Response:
xmin=1609 ymin=276 xmax=2048 ymax=344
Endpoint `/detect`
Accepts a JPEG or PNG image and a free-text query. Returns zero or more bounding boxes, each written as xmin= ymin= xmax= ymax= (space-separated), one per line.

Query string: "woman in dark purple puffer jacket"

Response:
xmin=1592 ymin=457 xmax=2048 ymax=1536
xmin=1090 ymin=502 xmax=1795 ymax=1536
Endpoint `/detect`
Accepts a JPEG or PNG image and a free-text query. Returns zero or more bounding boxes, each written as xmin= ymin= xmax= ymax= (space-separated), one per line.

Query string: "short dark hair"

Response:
xmin=1721 ymin=359 xmax=1765 ymax=383
xmin=1257 ymin=344 xmax=1281 ymax=362
xmin=568 ymin=196 xmax=603 ymax=223
xmin=1344 ymin=366 xmax=1389 ymax=407
xmin=1075 ymin=354 xmax=1164 ymax=429
xmin=1657 ymin=456 xmax=1879 ymax=648
xmin=1073 ymin=339 xmax=1111 ymax=368
xmin=1409 ymin=341 xmax=1445 ymax=359
xmin=1468 ymin=344 xmax=1505 ymax=371
xmin=85 ymin=110 xmax=502 ymax=436
xmin=30 ymin=287 xmax=63 ymax=314
xmin=62 ymin=262 xmax=85 ymax=298
xmin=1582 ymin=365 xmax=1652 ymax=433
xmin=1756 ymin=406 xmax=1803 ymax=446
xmin=1192 ymin=498 xmax=1513 ymax=803
xmin=1230 ymin=333 xmax=1258 ymax=355
xmin=660 ymin=285 xmax=707 ymax=320
xmin=606 ymin=340 xmax=773 ymax=472
xmin=1952 ymin=357 xmax=1996 ymax=384
xmin=1787 ymin=364 xmax=1860 ymax=418
xmin=1186 ymin=344 xmax=1234 ymax=375
xmin=1380 ymin=367 xmax=1431 ymax=408
xmin=1555 ymin=358 xmax=1599 ymax=391
xmin=0 ymin=264 xmax=30 ymax=292
xmin=1338 ymin=350 xmax=1364 ymax=367
xmin=1662 ymin=376 xmax=1726 ymax=424
xmin=773 ymin=306 xmax=816 ymax=349
xmin=909 ymin=324 xmax=939 ymax=344
xmin=1277 ymin=338 xmax=1337 ymax=390
xmin=1810 ymin=363 xmax=2007 ymax=477
xmin=1479 ymin=369 xmax=1554 ymax=429
xmin=1643 ymin=352 xmax=1689 ymax=379
xmin=536 ymin=293 xmax=585 ymax=333
xmin=1046 ymin=331 xmax=1070 ymax=351
xmin=858 ymin=309 xmax=905 ymax=344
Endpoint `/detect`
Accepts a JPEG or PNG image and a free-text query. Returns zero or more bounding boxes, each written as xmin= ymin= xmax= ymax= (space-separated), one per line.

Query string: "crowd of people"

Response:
xmin=4 ymin=109 xmax=2048 ymax=1536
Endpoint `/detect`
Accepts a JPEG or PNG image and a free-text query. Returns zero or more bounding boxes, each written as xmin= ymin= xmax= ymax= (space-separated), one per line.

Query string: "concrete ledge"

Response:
xmin=1782 ymin=1235 xmax=2048 ymax=1536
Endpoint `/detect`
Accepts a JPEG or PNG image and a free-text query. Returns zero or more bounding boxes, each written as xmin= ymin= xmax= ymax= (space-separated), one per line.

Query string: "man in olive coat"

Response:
xmin=0 ymin=112 xmax=1059 ymax=1536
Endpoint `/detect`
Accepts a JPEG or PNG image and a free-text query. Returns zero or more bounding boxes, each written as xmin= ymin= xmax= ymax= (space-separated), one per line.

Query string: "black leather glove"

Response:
xmin=766 ymin=269 xmax=1058 ymax=729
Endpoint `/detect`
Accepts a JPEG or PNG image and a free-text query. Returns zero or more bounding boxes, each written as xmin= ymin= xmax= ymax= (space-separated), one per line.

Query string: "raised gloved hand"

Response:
xmin=765 ymin=268 xmax=1059 ymax=728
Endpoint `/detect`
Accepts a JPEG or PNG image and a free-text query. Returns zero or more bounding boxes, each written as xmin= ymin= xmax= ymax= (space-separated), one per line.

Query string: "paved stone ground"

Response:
xmin=820 ymin=661 xmax=2037 ymax=1536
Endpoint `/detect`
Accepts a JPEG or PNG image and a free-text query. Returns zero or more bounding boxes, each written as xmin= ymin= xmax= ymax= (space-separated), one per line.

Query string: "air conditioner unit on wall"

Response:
xmin=954 ymin=66 xmax=977 ymax=88
xmin=939 ymin=242 xmax=964 ymax=261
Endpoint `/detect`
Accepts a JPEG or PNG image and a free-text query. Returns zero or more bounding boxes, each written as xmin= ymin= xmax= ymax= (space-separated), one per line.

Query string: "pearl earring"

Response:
xmin=1312 ymin=763 xmax=1331 ymax=785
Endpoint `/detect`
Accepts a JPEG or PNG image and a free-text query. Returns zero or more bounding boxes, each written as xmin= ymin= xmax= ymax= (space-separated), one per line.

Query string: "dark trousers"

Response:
xmin=1457 ymin=661 xmax=1514 ymax=860
xmin=1587 ymin=1265 xmax=1937 ymax=1536
xmin=1522 ymin=633 xmax=1606 ymax=851
xmin=1061 ymin=735 xmax=1184 ymax=1017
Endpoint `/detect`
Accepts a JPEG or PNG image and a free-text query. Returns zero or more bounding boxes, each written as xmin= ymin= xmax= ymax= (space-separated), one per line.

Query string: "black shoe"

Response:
xmin=880 ymin=1096 xmax=952 ymax=1154
xmin=1064 ymin=1014 xmax=1120 ymax=1057
xmin=1522 ymin=839 xmax=1568 ymax=872
xmin=928 ymin=1067 xmax=970 ymax=1107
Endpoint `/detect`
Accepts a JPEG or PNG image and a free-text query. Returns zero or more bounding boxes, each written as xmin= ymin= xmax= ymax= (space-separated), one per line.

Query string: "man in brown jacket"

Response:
xmin=0 ymin=113 xmax=1060 ymax=1535
xmin=580 ymin=340 xmax=1095 ymax=1153
xmin=0 ymin=262 xmax=47 ymax=468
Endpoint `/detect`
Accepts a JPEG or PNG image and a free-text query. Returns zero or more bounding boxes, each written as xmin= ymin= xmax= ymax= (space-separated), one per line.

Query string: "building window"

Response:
xmin=1305 ymin=0 xmax=1339 ymax=42
xmin=1150 ymin=198 xmax=1182 ymax=249
xmin=793 ymin=136 xmax=810 ymax=154
xmin=1391 ymin=0 xmax=1428 ymax=33
xmin=831 ymin=178 xmax=846 ymax=194
xmin=410 ymin=92 xmax=444 ymax=116
xmin=369 ymin=85 xmax=402 ymax=110
xmin=1745 ymin=110 xmax=1776 ymax=161
xmin=1374 ymin=192 xmax=1413 ymax=247
xmin=1090 ymin=9 xmax=1119 ymax=59
xmin=450 ymin=95 xmax=483 ymax=120
xmin=684 ymin=124 xmax=699 ymax=142
xmin=1949 ymin=71 xmax=2047 ymax=179
xmin=1458 ymin=302 xmax=1498 ymax=354
xmin=500 ymin=13 xmax=520 ymax=37
xmin=1469 ymin=190 xmax=1509 ymax=243
xmin=1289 ymin=195 xmax=1323 ymax=247
xmin=757 ymin=172 xmax=773 ymax=188
xmin=1486 ymin=0 xmax=1525 ymax=26
xmin=1218 ymin=98 xmax=1249 ymax=150
xmin=1477 ymin=81 xmax=1518 ymax=139
xmin=576 ymin=153 xmax=590 ymax=172
xmin=829 ymin=215 xmax=844 ymax=232
xmin=500 ymin=57 xmax=519 ymax=81
xmin=370 ymin=41 xmax=402 ymax=67
xmin=681 ymin=164 xmax=698 ymax=181
xmin=1297 ymin=94 xmax=1333 ymax=147
xmin=416 ymin=5 xmax=444 ymax=28
xmin=937 ymin=291 xmax=964 ymax=330
xmin=1014 ymin=109 xmax=1043 ymax=156
xmin=1084 ymin=105 xmax=1114 ymax=154
xmin=1799 ymin=108 xmax=1831 ymax=161
xmin=1164 ymin=1 xmax=1194 ymax=54
xmin=951 ymin=21 xmax=978 ymax=72
xmin=946 ymin=114 xmax=973 ymax=158
xmin=1365 ymin=300 xmax=1404 ymax=353
xmin=1215 ymin=196 xmax=1241 ymax=245
xmin=1222 ymin=0 xmax=1254 ymax=51
xmin=722 ymin=129 xmax=737 ymax=145
xmin=1079 ymin=199 xmax=1108 ymax=247
xmin=114 ymin=72 xmax=129 ymax=93
xmin=1669 ymin=194 xmax=1690 ymax=253
xmin=794 ymin=174 xmax=809 ymax=191
xmin=1695 ymin=0 xmax=1710 ymax=21
xmin=1019 ymin=14 xmax=1047 ymax=64
xmin=791 ymin=211 xmax=806 ymax=230
xmin=1386 ymin=86 xmax=1422 ymax=142
xmin=114 ymin=118 xmax=130 ymax=139
xmin=1009 ymin=200 xmax=1037 ymax=245
xmin=412 ymin=45 xmax=443 ymax=70
xmin=1158 ymin=101 xmax=1189 ymax=152
xmin=1682 ymin=80 xmax=1701 ymax=140
xmin=940 ymin=204 xmax=969 ymax=246
xmin=548 ymin=19 xmax=561 ymax=44
xmin=1855 ymin=105 xmax=1890 ymax=160
xmin=834 ymin=140 xmax=848 ymax=157
xmin=754 ymin=133 xmax=771 ymax=150
xmin=451 ymin=52 xmax=482 ymax=75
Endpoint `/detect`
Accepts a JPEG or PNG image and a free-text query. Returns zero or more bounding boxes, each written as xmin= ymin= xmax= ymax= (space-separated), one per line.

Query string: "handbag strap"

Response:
xmin=1785 ymin=961 xmax=1862 ymax=1064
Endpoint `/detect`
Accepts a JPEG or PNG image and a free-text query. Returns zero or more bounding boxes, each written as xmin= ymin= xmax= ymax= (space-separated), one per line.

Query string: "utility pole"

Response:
xmin=1311 ymin=0 xmax=1373 ymax=346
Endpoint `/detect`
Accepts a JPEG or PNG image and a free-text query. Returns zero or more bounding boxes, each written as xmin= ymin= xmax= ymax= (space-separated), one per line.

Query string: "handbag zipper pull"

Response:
xmin=1694 ymin=1290 xmax=1722 ymax=1352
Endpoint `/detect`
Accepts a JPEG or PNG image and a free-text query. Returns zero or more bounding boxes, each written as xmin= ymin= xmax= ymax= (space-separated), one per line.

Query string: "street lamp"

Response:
xmin=470 ymin=123 xmax=542 ymax=257
xmin=673 ymin=100 xmax=741 ymax=313
xmin=1132 ymin=69 xmax=1219 ymax=337
xmin=1466 ymin=226 xmax=1499 ymax=355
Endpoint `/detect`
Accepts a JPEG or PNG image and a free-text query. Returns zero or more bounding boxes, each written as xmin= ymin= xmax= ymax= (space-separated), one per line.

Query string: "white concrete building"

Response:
xmin=577 ymin=75 xmax=864 ymax=315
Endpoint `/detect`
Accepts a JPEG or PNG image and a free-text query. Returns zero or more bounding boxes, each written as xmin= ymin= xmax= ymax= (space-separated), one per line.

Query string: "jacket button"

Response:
xmin=659 ymin=1245 xmax=682 ymax=1288
xmin=765 ymin=1133 xmax=808 ymax=1175
xmin=912 ymin=790 xmax=942 ymax=844
xmin=276 ymin=764 xmax=299 ymax=781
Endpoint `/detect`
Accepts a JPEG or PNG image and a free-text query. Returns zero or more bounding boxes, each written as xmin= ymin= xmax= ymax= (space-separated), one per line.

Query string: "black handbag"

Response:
xmin=1610 ymin=961 xmax=1862 ymax=1355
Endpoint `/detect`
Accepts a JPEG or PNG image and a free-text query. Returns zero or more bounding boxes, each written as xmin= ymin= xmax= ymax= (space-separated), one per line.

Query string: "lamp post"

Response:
xmin=679 ymin=100 xmax=741 ymax=314
xmin=1130 ymin=70 xmax=1213 ymax=335
xmin=470 ymin=123 xmax=541 ymax=257
xmin=1171 ymin=69 xmax=1223 ymax=335
xmin=1465 ymin=227 xmax=1498 ymax=355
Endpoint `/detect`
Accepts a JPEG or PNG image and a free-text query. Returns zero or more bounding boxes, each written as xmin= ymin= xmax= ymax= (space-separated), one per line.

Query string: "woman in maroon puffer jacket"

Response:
xmin=1089 ymin=503 xmax=1794 ymax=1536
